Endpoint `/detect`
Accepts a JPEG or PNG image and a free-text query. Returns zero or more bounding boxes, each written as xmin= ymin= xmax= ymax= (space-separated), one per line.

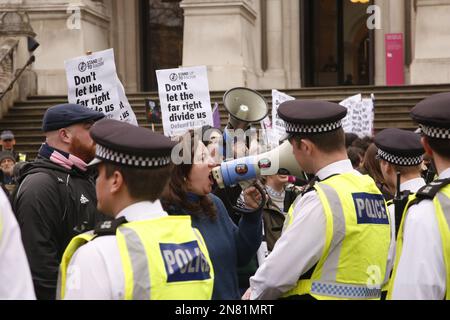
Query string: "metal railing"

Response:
xmin=0 ymin=54 xmax=34 ymax=102
xmin=0 ymin=38 xmax=35 ymax=117
xmin=0 ymin=39 xmax=19 ymax=92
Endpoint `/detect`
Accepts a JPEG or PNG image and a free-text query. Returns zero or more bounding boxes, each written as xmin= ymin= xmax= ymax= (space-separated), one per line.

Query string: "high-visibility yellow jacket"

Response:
xmin=58 ymin=215 xmax=214 ymax=300
xmin=388 ymin=184 xmax=450 ymax=300
xmin=284 ymin=173 xmax=391 ymax=300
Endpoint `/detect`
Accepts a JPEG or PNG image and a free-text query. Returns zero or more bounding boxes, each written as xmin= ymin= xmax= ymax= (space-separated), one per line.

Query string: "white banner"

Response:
xmin=156 ymin=66 xmax=213 ymax=137
xmin=272 ymin=90 xmax=295 ymax=142
xmin=339 ymin=94 xmax=374 ymax=138
xmin=65 ymin=48 xmax=138 ymax=125
xmin=260 ymin=116 xmax=278 ymax=151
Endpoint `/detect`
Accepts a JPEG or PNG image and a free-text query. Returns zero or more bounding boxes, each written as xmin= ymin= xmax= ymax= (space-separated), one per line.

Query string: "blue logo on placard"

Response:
xmin=352 ymin=193 xmax=389 ymax=225
xmin=160 ymin=241 xmax=211 ymax=283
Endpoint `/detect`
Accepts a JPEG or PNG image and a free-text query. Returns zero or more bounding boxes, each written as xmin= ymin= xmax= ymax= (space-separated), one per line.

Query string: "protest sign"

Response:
xmin=156 ymin=66 xmax=213 ymax=137
xmin=272 ymin=90 xmax=295 ymax=142
xmin=212 ymin=102 xmax=221 ymax=129
xmin=260 ymin=116 xmax=278 ymax=150
xmin=340 ymin=94 xmax=374 ymax=138
xmin=65 ymin=48 xmax=138 ymax=125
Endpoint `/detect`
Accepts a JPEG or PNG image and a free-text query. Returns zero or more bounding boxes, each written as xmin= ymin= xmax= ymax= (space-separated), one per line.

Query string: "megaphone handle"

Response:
xmin=226 ymin=182 xmax=267 ymax=215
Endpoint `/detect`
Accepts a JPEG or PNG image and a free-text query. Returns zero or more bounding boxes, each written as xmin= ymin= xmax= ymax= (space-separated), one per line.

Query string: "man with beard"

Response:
xmin=12 ymin=103 xmax=106 ymax=300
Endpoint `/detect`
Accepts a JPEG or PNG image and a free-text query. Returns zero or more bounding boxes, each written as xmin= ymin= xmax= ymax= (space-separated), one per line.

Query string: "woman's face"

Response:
xmin=187 ymin=142 xmax=216 ymax=196
xmin=273 ymin=174 xmax=289 ymax=184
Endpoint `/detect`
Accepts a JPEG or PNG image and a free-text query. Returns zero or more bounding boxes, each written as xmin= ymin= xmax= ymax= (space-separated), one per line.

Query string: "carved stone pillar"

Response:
xmin=258 ymin=0 xmax=286 ymax=89
xmin=181 ymin=0 xmax=259 ymax=90
xmin=110 ymin=0 xmax=140 ymax=92
xmin=374 ymin=0 xmax=405 ymax=86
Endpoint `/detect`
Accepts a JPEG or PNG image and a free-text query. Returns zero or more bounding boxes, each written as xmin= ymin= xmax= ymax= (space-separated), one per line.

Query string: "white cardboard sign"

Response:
xmin=339 ymin=94 xmax=374 ymax=138
xmin=65 ymin=48 xmax=138 ymax=125
xmin=156 ymin=66 xmax=213 ymax=137
xmin=272 ymin=90 xmax=295 ymax=142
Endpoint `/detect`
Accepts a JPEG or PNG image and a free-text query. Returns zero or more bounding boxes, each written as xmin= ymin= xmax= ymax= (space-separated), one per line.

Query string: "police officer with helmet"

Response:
xmin=388 ymin=92 xmax=450 ymax=300
xmin=248 ymin=99 xmax=391 ymax=300
xmin=373 ymin=128 xmax=426 ymax=297
xmin=58 ymin=119 xmax=214 ymax=300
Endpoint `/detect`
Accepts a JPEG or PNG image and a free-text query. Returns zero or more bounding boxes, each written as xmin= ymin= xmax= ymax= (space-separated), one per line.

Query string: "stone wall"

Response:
xmin=410 ymin=0 xmax=450 ymax=84
xmin=2 ymin=0 xmax=450 ymax=97
xmin=0 ymin=11 xmax=37 ymax=117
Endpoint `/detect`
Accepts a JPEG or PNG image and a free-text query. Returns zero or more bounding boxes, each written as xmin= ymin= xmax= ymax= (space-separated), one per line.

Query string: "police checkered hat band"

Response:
xmin=419 ymin=124 xmax=450 ymax=139
xmin=95 ymin=144 xmax=171 ymax=168
xmin=285 ymin=120 xmax=342 ymax=134
xmin=377 ymin=149 xmax=423 ymax=167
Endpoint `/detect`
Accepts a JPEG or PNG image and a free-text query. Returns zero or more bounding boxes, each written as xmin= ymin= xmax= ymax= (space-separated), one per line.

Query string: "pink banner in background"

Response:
xmin=385 ymin=33 xmax=404 ymax=86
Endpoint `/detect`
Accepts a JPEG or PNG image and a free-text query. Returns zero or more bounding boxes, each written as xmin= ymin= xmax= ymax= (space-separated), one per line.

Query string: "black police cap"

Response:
xmin=411 ymin=92 xmax=450 ymax=139
xmin=374 ymin=128 xmax=424 ymax=167
xmin=278 ymin=100 xmax=347 ymax=139
xmin=42 ymin=103 xmax=105 ymax=132
xmin=89 ymin=119 xmax=176 ymax=168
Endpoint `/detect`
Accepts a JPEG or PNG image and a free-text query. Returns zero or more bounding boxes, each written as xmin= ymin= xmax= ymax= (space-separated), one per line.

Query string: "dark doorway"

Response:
xmin=140 ymin=0 xmax=184 ymax=91
xmin=301 ymin=0 xmax=374 ymax=87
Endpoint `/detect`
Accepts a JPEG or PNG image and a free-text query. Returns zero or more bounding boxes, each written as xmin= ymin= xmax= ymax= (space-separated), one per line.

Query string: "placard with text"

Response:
xmin=156 ymin=66 xmax=213 ymax=137
xmin=65 ymin=48 xmax=138 ymax=125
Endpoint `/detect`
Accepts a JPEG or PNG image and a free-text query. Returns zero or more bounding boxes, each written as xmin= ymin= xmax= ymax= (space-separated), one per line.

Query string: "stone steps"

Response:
xmin=1 ymin=84 xmax=450 ymax=160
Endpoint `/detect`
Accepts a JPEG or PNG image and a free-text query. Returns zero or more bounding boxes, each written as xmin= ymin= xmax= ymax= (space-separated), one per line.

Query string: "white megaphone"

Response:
xmin=223 ymin=87 xmax=269 ymax=130
xmin=211 ymin=140 xmax=303 ymax=189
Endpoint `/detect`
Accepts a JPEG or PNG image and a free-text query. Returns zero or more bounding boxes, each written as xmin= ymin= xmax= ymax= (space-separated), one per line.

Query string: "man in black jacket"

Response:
xmin=12 ymin=103 xmax=106 ymax=300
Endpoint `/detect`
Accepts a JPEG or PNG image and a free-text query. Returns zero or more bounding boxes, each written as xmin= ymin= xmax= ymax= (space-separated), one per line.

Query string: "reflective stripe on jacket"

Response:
xmin=284 ymin=173 xmax=391 ymax=300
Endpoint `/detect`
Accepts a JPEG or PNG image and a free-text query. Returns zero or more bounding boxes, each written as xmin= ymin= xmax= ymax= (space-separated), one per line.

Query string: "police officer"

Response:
xmin=375 ymin=128 xmax=426 ymax=234
xmin=374 ymin=128 xmax=425 ymax=296
xmin=58 ymin=119 xmax=214 ymax=300
xmin=0 ymin=187 xmax=35 ymax=299
xmin=248 ymin=100 xmax=391 ymax=300
xmin=388 ymin=93 xmax=450 ymax=300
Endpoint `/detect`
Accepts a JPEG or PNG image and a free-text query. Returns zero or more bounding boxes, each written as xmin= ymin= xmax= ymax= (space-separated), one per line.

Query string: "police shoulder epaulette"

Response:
xmin=415 ymin=178 xmax=450 ymax=202
xmin=301 ymin=184 xmax=316 ymax=196
xmin=94 ymin=216 xmax=128 ymax=237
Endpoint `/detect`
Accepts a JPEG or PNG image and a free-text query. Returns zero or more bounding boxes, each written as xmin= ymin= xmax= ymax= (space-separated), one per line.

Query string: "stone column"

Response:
xmin=259 ymin=0 xmax=286 ymax=89
xmin=374 ymin=0 xmax=405 ymax=86
xmin=410 ymin=0 xmax=450 ymax=84
xmin=110 ymin=0 xmax=141 ymax=92
xmin=181 ymin=0 xmax=259 ymax=91
xmin=284 ymin=0 xmax=301 ymax=88
xmin=265 ymin=0 xmax=283 ymax=70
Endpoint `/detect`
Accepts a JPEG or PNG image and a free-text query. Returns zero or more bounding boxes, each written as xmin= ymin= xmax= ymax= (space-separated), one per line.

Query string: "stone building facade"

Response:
xmin=1 ymin=0 xmax=450 ymax=96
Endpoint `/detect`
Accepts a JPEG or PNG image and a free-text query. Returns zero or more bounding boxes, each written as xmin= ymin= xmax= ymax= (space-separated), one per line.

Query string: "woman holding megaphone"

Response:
xmin=161 ymin=130 xmax=264 ymax=300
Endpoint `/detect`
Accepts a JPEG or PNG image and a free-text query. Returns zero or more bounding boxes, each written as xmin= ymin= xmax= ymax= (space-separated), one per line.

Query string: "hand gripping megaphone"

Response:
xmin=223 ymin=87 xmax=269 ymax=130
xmin=211 ymin=140 xmax=303 ymax=189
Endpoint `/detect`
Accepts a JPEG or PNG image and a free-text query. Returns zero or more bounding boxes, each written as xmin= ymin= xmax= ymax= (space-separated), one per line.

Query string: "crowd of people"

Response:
xmin=1 ymin=91 xmax=450 ymax=300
